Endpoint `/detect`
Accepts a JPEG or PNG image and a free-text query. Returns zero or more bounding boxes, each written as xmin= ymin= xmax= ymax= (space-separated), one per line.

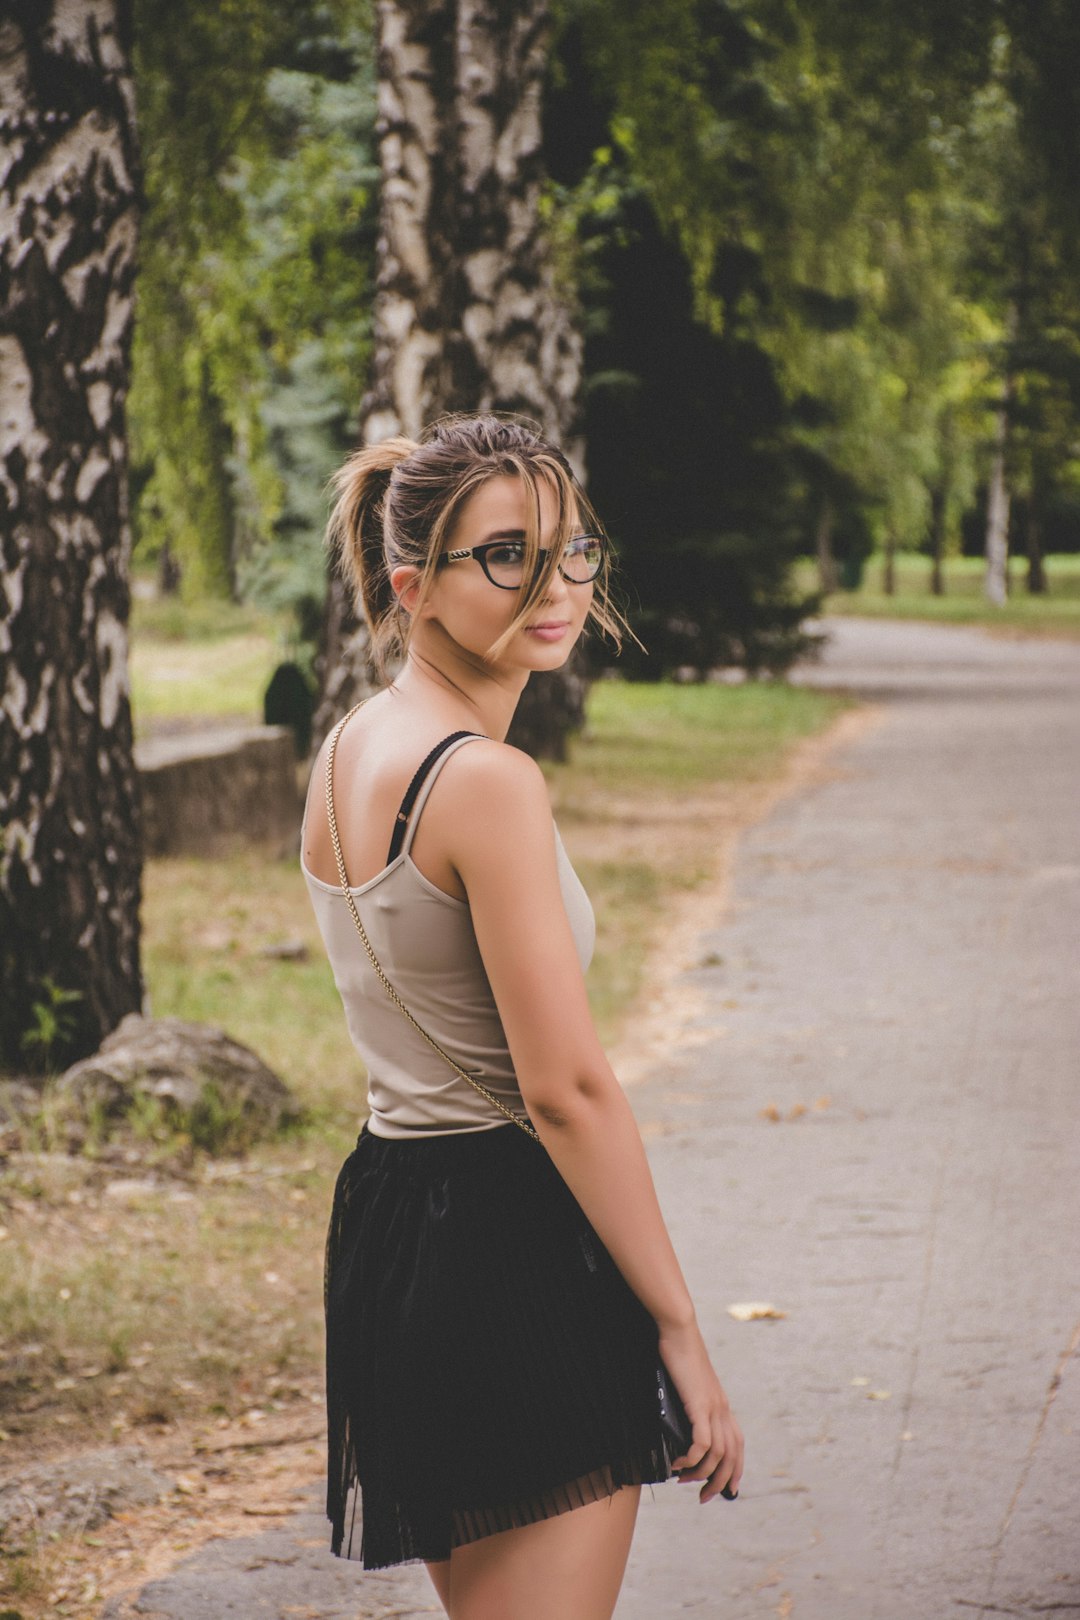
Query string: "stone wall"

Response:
xmin=135 ymin=725 xmax=302 ymax=858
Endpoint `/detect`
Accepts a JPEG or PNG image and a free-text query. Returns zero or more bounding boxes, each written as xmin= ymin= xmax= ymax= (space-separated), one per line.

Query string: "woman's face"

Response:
xmin=404 ymin=474 xmax=593 ymax=672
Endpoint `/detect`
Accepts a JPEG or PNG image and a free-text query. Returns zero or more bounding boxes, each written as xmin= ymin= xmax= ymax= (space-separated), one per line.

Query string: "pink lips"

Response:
xmin=526 ymin=622 xmax=569 ymax=641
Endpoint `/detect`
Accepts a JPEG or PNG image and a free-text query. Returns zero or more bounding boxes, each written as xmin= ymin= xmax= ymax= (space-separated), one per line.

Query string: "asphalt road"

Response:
xmin=103 ymin=616 xmax=1080 ymax=1620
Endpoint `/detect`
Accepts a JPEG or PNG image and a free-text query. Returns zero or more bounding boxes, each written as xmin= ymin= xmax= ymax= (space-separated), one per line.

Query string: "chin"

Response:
xmin=525 ymin=641 xmax=579 ymax=672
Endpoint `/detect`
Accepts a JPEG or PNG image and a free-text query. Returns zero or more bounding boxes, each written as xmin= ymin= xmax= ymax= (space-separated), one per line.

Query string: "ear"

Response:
xmin=390 ymin=563 xmax=423 ymax=614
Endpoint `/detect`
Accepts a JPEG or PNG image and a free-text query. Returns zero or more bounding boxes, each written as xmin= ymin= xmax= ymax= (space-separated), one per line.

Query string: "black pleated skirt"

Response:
xmin=323 ymin=1120 xmax=676 ymax=1569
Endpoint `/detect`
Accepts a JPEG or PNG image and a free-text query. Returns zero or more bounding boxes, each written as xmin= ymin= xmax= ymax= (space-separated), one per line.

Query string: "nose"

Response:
xmin=537 ymin=554 xmax=571 ymax=604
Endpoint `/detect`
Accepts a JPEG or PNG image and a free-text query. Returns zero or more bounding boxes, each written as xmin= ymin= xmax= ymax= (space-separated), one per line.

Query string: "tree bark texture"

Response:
xmin=312 ymin=0 xmax=588 ymax=759
xmin=882 ymin=534 xmax=896 ymax=597
xmin=0 ymin=0 xmax=143 ymax=1072
xmin=1025 ymin=487 xmax=1047 ymax=595
xmin=984 ymin=306 xmax=1016 ymax=609
xmin=984 ymin=400 xmax=1010 ymax=607
xmin=363 ymin=0 xmax=582 ymax=449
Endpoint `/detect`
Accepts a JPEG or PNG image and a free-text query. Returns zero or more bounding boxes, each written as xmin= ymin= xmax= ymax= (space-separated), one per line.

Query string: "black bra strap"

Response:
xmin=386 ymin=732 xmax=483 ymax=864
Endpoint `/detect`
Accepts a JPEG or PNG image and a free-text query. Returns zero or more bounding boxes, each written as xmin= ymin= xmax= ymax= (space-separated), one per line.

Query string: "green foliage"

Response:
xmin=549 ymin=0 xmax=808 ymax=634
xmin=27 ymin=1074 xmax=282 ymax=1163
xmin=120 ymin=1080 xmax=258 ymax=1157
xmin=129 ymin=0 xmax=377 ymax=619
xmin=571 ymin=182 xmax=823 ymax=675
xmin=1003 ymin=0 xmax=1080 ymax=255
xmin=552 ymin=0 xmax=1080 ymax=621
xmin=18 ymin=976 xmax=83 ymax=1073
xmin=125 ymin=0 xmax=1080 ymax=674
xmin=234 ymin=59 xmax=378 ymax=632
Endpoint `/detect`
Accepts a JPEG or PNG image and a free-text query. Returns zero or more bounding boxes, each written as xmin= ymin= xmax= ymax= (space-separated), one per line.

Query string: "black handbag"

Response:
xmin=657 ymin=1355 xmax=693 ymax=1460
xmin=656 ymin=1352 xmax=737 ymax=1496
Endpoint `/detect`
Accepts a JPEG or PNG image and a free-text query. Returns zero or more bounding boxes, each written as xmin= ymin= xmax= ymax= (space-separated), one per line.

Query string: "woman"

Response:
xmin=300 ymin=414 xmax=744 ymax=1620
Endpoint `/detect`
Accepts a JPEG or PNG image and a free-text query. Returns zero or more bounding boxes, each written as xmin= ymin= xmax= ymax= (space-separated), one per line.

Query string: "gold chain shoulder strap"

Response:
xmin=324 ymin=702 xmax=540 ymax=1142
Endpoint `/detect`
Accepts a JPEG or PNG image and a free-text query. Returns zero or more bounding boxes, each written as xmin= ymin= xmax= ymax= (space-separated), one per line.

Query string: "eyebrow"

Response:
xmin=478 ymin=526 xmax=586 ymax=544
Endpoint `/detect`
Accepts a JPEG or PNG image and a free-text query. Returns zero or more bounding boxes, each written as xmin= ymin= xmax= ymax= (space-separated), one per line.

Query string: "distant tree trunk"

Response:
xmin=929 ymin=409 xmax=953 ymax=598
xmin=883 ymin=534 xmax=897 ymax=596
xmin=312 ymin=0 xmax=587 ymax=760
xmin=1025 ymin=488 xmax=1047 ymax=595
xmin=984 ymin=403 xmax=1010 ymax=606
xmin=195 ymin=351 xmax=239 ymax=602
xmin=0 ymin=2 xmax=143 ymax=1073
xmin=158 ymin=540 xmax=182 ymax=595
xmin=814 ymin=496 xmax=838 ymax=594
xmin=985 ymin=308 xmax=1016 ymax=607
xmin=928 ymin=482 xmax=947 ymax=596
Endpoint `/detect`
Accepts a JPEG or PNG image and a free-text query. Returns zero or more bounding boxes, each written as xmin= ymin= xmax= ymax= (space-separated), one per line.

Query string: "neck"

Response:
xmin=388 ymin=634 xmax=530 ymax=743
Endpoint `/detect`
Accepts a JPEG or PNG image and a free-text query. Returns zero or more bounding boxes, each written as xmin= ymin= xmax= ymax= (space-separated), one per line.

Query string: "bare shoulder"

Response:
xmin=437 ymin=736 xmax=551 ymax=825
xmin=427 ymin=737 xmax=555 ymax=888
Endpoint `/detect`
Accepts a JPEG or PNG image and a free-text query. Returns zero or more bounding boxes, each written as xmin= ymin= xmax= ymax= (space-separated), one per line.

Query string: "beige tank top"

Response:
xmin=300 ymin=732 xmax=596 ymax=1138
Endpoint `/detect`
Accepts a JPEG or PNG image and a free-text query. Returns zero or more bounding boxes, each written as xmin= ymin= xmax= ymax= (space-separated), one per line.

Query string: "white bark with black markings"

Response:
xmin=313 ymin=0 xmax=588 ymax=757
xmin=0 ymin=0 xmax=143 ymax=1070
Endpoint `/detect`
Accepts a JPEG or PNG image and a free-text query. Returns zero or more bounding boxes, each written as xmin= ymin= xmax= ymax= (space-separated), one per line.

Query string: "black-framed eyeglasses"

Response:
xmin=435 ymin=533 xmax=606 ymax=591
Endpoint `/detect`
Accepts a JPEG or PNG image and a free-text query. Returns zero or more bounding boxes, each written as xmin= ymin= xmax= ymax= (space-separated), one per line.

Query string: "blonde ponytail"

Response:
xmin=325 ymin=437 xmax=418 ymax=676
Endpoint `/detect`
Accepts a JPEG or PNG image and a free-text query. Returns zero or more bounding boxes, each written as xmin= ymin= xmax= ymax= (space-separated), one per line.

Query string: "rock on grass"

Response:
xmin=47 ymin=1014 xmax=301 ymax=1155
xmin=0 ymin=1445 xmax=172 ymax=1547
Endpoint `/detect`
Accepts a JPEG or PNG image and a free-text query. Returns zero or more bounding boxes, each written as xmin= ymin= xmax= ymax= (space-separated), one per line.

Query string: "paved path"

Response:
xmin=103 ymin=617 xmax=1080 ymax=1619
xmin=623 ymin=617 xmax=1080 ymax=1618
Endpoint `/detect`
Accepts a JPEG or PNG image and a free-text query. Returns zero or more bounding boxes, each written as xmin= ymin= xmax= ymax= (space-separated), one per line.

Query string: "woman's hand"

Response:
xmin=658 ymin=1318 xmax=745 ymax=1504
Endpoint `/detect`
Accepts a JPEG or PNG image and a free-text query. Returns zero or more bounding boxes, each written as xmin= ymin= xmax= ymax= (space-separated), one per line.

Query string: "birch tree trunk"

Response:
xmin=0 ymin=1 xmax=143 ymax=1073
xmin=984 ymin=398 xmax=1010 ymax=607
xmin=984 ymin=307 xmax=1017 ymax=609
xmin=312 ymin=0 xmax=587 ymax=759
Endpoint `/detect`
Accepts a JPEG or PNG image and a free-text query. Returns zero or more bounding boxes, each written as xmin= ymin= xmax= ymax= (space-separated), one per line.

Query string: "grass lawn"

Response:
xmin=128 ymin=585 xmax=299 ymax=735
xmin=794 ymin=550 xmax=1080 ymax=639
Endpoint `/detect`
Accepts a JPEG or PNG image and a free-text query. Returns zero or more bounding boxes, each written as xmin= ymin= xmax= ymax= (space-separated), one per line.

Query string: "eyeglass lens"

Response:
xmin=485 ymin=535 xmax=603 ymax=588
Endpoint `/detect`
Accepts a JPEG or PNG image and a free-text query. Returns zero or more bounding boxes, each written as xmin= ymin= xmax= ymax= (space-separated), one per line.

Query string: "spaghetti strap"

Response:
xmin=386 ymin=732 xmax=486 ymax=864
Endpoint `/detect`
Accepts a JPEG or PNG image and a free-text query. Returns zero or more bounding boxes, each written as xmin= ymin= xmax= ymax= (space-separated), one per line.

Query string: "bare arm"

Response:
xmin=442 ymin=742 xmax=744 ymax=1499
